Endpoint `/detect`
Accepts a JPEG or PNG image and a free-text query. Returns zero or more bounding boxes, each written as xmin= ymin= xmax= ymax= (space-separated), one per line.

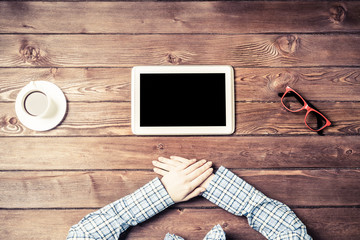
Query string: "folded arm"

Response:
xmin=67 ymin=157 xmax=213 ymax=240
xmin=153 ymin=157 xmax=312 ymax=240
xmin=67 ymin=178 xmax=174 ymax=240
xmin=202 ymin=166 xmax=312 ymax=240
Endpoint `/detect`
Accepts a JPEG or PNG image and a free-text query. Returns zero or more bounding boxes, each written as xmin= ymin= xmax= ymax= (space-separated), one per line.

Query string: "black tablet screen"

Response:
xmin=140 ymin=73 xmax=226 ymax=127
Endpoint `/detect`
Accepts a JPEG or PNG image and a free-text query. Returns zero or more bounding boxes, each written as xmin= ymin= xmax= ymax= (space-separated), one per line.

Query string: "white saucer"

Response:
xmin=15 ymin=81 xmax=67 ymax=131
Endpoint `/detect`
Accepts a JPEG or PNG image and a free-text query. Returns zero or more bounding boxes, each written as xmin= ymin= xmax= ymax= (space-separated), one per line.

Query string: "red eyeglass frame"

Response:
xmin=281 ymin=86 xmax=331 ymax=132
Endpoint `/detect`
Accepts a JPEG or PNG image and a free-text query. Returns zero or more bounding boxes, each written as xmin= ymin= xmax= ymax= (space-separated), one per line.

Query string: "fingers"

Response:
xmin=170 ymin=156 xmax=197 ymax=170
xmin=175 ymin=158 xmax=196 ymax=171
xmin=158 ymin=157 xmax=181 ymax=167
xmin=152 ymin=160 xmax=173 ymax=172
xmin=183 ymin=159 xmax=207 ymax=174
xmin=183 ymin=187 xmax=206 ymax=202
xmin=170 ymin=156 xmax=192 ymax=163
xmin=187 ymin=161 xmax=212 ymax=180
xmin=153 ymin=156 xmax=213 ymax=192
xmin=154 ymin=156 xmax=214 ymax=203
xmin=190 ymin=167 xmax=213 ymax=189
xmin=154 ymin=156 xmax=196 ymax=171
xmin=153 ymin=167 xmax=168 ymax=176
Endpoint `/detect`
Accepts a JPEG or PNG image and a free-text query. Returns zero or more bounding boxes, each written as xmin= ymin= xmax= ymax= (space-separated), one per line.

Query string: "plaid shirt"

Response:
xmin=67 ymin=166 xmax=312 ymax=240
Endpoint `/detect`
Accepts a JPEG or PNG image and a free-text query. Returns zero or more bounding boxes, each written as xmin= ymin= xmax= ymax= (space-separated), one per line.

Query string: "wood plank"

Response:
xmin=234 ymin=67 xmax=360 ymax=102
xmin=0 ymin=101 xmax=359 ymax=136
xmin=1 ymin=208 xmax=359 ymax=240
xmin=1 ymin=67 xmax=360 ymax=102
xmin=1 ymin=34 xmax=360 ymax=67
xmin=0 ymin=170 xmax=359 ymax=208
xmin=0 ymin=171 xmax=155 ymax=209
xmin=0 ymin=101 xmax=131 ymax=136
xmin=0 ymin=68 xmax=131 ymax=102
xmin=1 ymin=2 xmax=360 ymax=34
xmin=234 ymin=101 xmax=360 ymax=135
xmin=0 ymin=136 xmax=358 ymax=170
xmin=294 ymin=208 xmax=360 ymax=240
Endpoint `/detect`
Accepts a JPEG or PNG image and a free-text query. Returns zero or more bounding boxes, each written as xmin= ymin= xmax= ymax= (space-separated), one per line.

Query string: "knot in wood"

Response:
xmin=1 ymin=117 xmax=22 ymax=134
xmin=166 ymin=53 xmax=182 ymax=65
xmin=9 ymin=117 xmax=18 ymax=125
xmin=177 ymin=208 xmax=184 ymax=213
xmin=346 ymin=149 xmax=352 ymax=155
xmin=157 ymin=143 xmax=164 ymax=150
xmin=267 ymin=71 xmax=298 ymax=92
xmin=50 ymin=68 xmax=58 ymax=77
xmin=329 ymin=5 xmax=346 ymax=24
xmin=275 ymin=35 xmax=300 ymax=56
xmin=19 ymin=44 xmax=41 ymax=63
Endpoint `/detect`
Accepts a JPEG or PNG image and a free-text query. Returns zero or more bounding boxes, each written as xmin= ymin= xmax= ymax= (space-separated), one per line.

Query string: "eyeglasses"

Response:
xmin=281 ymin=86 xmax=331 ymax=132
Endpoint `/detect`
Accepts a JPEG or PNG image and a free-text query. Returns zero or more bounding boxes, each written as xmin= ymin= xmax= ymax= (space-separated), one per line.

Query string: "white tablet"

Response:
xmin=131 ymin=65 xmax=235 ymax=135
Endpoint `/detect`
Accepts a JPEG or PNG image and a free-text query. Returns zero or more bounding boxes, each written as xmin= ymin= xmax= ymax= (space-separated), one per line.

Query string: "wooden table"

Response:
xmin=1 ymin=1 xmax=360 ymax=239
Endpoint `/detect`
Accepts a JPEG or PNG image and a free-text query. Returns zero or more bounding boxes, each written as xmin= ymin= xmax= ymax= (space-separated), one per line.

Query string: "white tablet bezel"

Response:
xmin=131 ymin=65 xmax=235 ymax=135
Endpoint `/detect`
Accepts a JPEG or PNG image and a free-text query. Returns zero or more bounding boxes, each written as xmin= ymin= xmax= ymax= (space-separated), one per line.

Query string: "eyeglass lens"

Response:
xmin=306 ymin=111 xmax=326 ymax=131
xmin=282 ymin=91 xmax=304 ymax=111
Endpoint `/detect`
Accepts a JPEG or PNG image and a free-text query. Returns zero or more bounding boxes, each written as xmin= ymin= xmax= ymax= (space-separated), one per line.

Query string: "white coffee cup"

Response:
xmin=15 ymin=80 xmax=67 ymax=131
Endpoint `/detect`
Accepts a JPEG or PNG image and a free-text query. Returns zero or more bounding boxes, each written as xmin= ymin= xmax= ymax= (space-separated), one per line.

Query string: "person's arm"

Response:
xmin=153 ymin=157 xmax=312 ymax=240
xmin=67 ymin=159 xmax=213 ymax=240
xmin=67 ymin=177 xmax=173 ymax=240
xmin=202 ymin=166 xmax=312 ymax=240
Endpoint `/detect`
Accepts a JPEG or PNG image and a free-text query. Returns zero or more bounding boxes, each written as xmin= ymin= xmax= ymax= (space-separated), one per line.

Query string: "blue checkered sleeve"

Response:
xmin=202 ymin=166 xmax=312 ymax=240
xmin=67 ymin=177 xmax=174 ymax=240
xmin=203 ymin=224 xmax=226 ymax=240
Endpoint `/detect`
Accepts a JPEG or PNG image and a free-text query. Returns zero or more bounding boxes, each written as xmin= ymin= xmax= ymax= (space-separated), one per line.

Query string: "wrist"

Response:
xmin=201 ymin=173 xmax=215 ymax=190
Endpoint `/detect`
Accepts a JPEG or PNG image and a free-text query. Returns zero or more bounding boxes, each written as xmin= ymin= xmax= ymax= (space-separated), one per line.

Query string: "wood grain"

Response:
xmin=1 ymin=1 xmax=359 ymax=239
xmin=234 ymin=101 xmax=360 ymax=135
xmin=1 ymin=101 xmax=359 ymax=136
xmin=0 ymin=68 xmax=131 ymax=102
xmin=1 ymin=35 xmax=360 ymax=67
xmin=1 ymin=2 xmax=359 ymax=34
xmin=0 ymin=170 xmax=359 ymax=208
xmin=0 ymin=136 xmax=358 ymax=170
xmin=1 ymin=67 xmax=360 ymax=102
xmin=1 ymin=208 xmax=360 ymax=240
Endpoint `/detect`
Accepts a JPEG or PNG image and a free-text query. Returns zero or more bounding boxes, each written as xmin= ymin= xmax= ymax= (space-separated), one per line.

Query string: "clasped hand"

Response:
xmin=152 ymin=156 xmax=215 ymax=203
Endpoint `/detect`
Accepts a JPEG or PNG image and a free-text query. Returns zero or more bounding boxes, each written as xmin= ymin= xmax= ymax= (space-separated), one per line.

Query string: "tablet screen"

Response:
xmin=140 ymin=73 xmax=226 ymax=127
